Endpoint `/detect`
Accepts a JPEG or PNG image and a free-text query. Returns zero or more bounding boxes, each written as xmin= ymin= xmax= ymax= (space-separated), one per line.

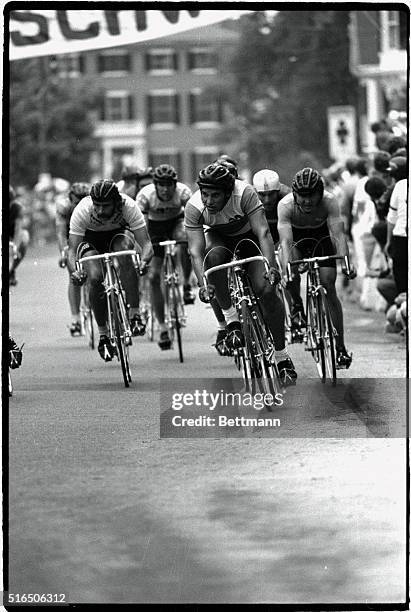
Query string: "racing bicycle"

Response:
xmin=77 ymin=249 xmax=143 ymax=387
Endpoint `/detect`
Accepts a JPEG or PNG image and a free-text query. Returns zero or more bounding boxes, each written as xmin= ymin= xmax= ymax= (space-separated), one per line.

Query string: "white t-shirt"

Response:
xmin=387 ymin=179 xmax=407 ymax=237
xmin=69 ymin=193 xmax=146 ymax=236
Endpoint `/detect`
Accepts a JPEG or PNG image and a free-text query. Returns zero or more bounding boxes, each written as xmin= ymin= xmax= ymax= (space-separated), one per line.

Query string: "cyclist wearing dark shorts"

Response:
xmin=277 ymin=168 xmax=356 ymax=368
xmin=252 ymin=169 xmax=291 ymax=244
xmin=56 ymin=182 xmax=91 ymax=336
xmin=136 ymin=164 xmax=194 ymax=350
xmin=9 ymin=186 xmax=30 ymax=286
xmin=67 ymin=179 xmax=153 ymax=361
xmin=185 ymin=162 xmax=297 ymax=385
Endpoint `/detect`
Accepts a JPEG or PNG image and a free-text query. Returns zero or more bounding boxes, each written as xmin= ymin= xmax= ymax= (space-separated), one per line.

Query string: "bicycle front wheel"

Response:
xmin=109 ymin=292 xmax=132 ymax=387
xmin=306 ymin=290 xmax=323 ymax=379
xmin=168 ymin=281 xmax=184 ymax=363
xmin=317 ymin=287 xmax=337 ymax=385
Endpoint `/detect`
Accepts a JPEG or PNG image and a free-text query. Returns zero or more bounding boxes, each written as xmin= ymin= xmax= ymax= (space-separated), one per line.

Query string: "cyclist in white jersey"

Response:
xmin=185 ymin=162 xmax=297 ymax=386
xmin=68 ymin=180 xmax=153 ymax=361
xmin=55 ymin=182 xmax=91 ymax=336
xmin=136 ymin=164 xmax=194 ymax=350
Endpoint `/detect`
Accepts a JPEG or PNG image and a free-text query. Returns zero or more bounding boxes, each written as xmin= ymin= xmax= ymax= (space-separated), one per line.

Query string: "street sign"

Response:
xmin=327 ymin=106 xmax=357 ymax=162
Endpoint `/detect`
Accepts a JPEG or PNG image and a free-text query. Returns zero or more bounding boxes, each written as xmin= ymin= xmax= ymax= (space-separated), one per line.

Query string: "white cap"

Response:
xmin=252 ymin=169 xmax=280 ymax=192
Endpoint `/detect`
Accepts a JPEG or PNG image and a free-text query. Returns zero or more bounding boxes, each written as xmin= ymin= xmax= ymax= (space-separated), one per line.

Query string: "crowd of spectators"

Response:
xmin=324 ymin=115 xmax=407 ymax=338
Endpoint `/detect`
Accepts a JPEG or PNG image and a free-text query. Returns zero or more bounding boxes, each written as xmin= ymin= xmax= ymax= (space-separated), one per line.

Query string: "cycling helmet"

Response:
xmin=153 ymin=164 xmax=178 ymax=183
xmin=197 ymin=163 xmax=236 ymax=191
xmin=252 ymin=169 xmax=280 ymax=192
xmin=292 ymin=168 xmax=324 ymax=196
xmin=69 ymin=182 xmax=91 ymax=200
xmin=90 ymin=179 xmax=121 ymax=203
xmin=216 ymin=158 xmax=238 ymax=178
xmin=121 ymin=162 xmax=153 ymax=181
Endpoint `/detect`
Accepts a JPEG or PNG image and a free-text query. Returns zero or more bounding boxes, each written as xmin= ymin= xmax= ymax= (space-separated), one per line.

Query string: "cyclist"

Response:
xmin=9 ymin=186 xmax=30 ymax=286
xmin=68 ymin=179 xmax=154 ymax=361
xmin=277 ymin=167 xmax=356 ymax=369
xmin=116 ymin=162 xmax=153 ymax=200
xmin=252 ymin=169 xmax=306 ymax=338
xmin=185 ymin=162 xmax=297 ymax=385
xmin=9 ymin=335 xmax=23 ymax=369
xmin=136 ymin=164 xmax=195 ymax=350
xmin=56 ymin=182 xmax=91 ymax=336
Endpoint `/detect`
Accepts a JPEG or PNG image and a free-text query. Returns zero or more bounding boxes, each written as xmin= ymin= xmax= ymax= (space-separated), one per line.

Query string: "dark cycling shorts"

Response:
xmin=79 ymin=228 xmax=135 ymax=257
xmin=292 ymin=222 xmax=336 ymax=268
xmin=205 ymin=229 xmax=261 ymax=260
xmin=148 ymin=215 xmax=185 ymax=258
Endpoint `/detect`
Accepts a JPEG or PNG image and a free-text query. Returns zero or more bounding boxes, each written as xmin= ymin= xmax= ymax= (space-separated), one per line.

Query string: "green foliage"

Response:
xmin=9 ymin=57 xmax=102 ymax=188
xmin=220 ymin=10 xmax=359 ymax=182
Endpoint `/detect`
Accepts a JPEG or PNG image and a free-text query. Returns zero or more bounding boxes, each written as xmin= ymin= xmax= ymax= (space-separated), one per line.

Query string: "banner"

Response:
xmin=8 ymin=9 xmax=253 ymax=61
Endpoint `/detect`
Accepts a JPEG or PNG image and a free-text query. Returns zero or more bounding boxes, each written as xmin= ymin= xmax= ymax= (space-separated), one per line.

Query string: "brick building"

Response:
xmin=56 ymin=20 xmax=240 ymax=187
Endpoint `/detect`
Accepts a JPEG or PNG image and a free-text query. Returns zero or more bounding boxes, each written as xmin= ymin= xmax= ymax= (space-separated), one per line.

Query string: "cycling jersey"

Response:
xmin=69 ymin=193 xmax=146 ymax=236
xmin=56 ymin=195 xmax=77 ymax=237
xmin=137 ymin=182 xmax=192 ymax=222
xmin=185 ymin=181 xmax=263 ymax=236
xmin=263 ymin=184 xmax=291 ymax=225
xmin=278 ymin=190 xmax=337 ymax=229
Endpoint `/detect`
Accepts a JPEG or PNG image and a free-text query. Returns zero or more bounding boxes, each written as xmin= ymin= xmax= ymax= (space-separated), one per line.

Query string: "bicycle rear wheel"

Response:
xmin=109 ymin=292 xmax=132 ymax=387
xmin=317 ymin=287 xmax=337 ymax=385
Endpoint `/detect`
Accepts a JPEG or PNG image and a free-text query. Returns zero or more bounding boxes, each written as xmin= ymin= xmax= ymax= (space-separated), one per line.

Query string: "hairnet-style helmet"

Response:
xmin=252 ymin=169 xmax=281 ymax=192
xmin=292 ymin=168 xmax=324 ymax=197
xmin=121 ymin=162 xmax=153 ymax=181
xmin=153 ymin=164 xmax=178 ymax=183
xmin=69 ymin=182 xmax=91 ymax=200
xmin=216 ymin=158 xmax=238 ymax=178
xmin=90 ymin=179 xmax=121 ymax=204
xmin=197 ymin=163 xmax=236 ymax=192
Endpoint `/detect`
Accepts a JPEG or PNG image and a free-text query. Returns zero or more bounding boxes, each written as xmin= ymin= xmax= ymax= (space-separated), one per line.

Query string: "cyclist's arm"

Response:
xmin=12 ymin=216 xmax=25 ymax=251
xmin=68 ymin=233 xmax=84 ymax=274
xmin=277 ymin=202 xmax=294 ymax=276
xmin=326 ymin=197 xmax=349 ymax=258
xmin=56 ymin=214 xmax=69 ymax=254
xmin=132 ymin=226 xmax=154 ymax=267
xmin=186 ymin=228 xmax=206 ymax=286
xmin=247 ymin=208 xmax=276 ymax=267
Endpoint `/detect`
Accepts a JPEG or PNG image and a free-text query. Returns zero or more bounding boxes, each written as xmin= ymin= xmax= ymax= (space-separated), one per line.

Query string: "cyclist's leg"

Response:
xmin=67 ymin=268 xmax=82 ymax=335
xmin=318 ymin=265 xmax=342 ymax=343
xmin=173 ymin=219 xmax=195 ymax=303
xmin=13 ymin=229 xmax=29 ymax=270
xmin=110 ymin=231 xmax=139 ymax=308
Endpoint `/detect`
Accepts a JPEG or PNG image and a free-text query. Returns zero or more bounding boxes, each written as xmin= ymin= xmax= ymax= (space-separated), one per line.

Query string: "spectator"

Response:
xmin=370 ymin=119 xmax=393 ymax=151
xmin=385 ymin=157 xmax=408 ymax=296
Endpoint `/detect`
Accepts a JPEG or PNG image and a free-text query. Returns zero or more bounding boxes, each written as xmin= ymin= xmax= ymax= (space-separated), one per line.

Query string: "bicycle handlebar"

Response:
xmin=156 ymin=239 xmax=188 ymax=247
xmin=203 ymin=255 xmax=270 ymax=286
xmin=77 ymin=249 xmax=141 ymax=270
xmin=287 ymin=254 xmax=351 ymax=280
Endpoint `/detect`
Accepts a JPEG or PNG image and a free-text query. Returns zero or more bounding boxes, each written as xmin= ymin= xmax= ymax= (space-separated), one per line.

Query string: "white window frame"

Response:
xmin=58 ymin=53 xmax=82 ymax=77
xmin=146 ymin=48 xmax=177 ymax=75
xmin=380 ymin=11 xmax=401 ymax=52
xmin=148 ymin=89 xmax=178 ymax=130
xmin=105 ymin=91 xmax=130 ymax=122
xmin=188 ymin=47 xmax=217 ymax=74
xmin=190 ymin=88 xmax=220 ymax=128
xmin=98 ymin=49 xmax=130 ymax=76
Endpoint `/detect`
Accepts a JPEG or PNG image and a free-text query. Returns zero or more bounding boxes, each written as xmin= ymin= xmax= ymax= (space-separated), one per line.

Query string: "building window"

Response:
xmin=104 ymin=92 xmax=134 ymax=121
xmin=381 ymin=11 xmax=408 ymax=52
xmin=189 ymin=90 xmax=222 ymax=125
xmin=98 ymin=51 xmax=131 ymax=74
xmin=148 ymin=152 xmax=182 ymax=176
xmin=57 ymin=53 xmax=84 ymax=77
xmin=145 ymin=49 xmax=178 ymax=73
xmin=147 ymin=91 xmax=180 ymax=126
xmin=188 ymin=48 xmax=217 ymax=72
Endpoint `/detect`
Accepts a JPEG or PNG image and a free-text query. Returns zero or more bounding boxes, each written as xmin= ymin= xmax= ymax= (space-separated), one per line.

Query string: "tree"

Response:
xmin=9 ymin=56 xmax=103 ymax=188
xmin=219 ymin=10 xmax=359 ymax=182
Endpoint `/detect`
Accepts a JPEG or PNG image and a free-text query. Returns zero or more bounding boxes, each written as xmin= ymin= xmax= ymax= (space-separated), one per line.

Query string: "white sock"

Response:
xmin=71 ymin=314 xmax=81 ymax=324
xmin=217 ymin=321 xmax=226 ymax=331
xmin=222 ymin=306 xmax=239 ymax=325
xmin=275 ymin=348 xmax=290 ymax=362
xmin=98 ymin=325 xmax=109 ymax=336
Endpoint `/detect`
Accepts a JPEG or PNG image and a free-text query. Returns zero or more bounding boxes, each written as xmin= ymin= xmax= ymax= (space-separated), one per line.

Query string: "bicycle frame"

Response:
xmin=159 ymin=239 xmax=186 ymax=361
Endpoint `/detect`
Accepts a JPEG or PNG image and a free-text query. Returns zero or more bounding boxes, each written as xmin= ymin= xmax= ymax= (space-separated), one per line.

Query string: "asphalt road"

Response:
xmin=7 ymin=244 xmax=408 ymax=605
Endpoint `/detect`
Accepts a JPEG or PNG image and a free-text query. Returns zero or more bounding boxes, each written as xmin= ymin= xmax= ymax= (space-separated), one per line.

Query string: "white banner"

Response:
xmin=9 ymin=9 xmax=253 ymax=61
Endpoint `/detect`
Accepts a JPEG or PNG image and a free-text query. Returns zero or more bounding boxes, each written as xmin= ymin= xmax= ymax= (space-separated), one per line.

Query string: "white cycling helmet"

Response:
xmin=252 ymin=169 xmax=280 ymax=192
